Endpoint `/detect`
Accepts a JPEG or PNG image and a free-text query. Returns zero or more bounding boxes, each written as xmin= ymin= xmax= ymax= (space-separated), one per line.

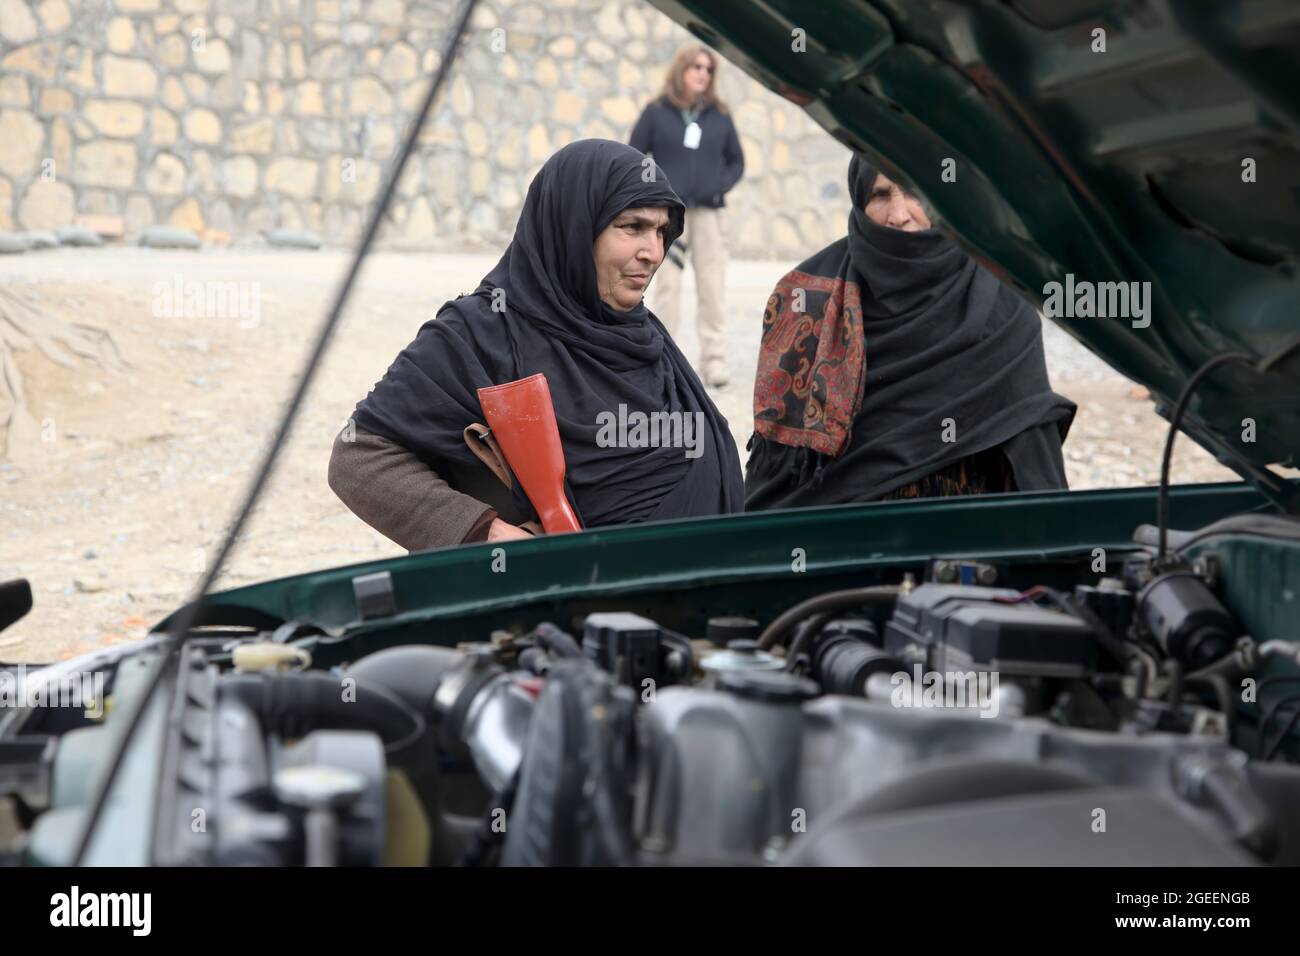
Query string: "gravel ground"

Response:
xmin=0 ymin=247 xmax=1238 ymax=661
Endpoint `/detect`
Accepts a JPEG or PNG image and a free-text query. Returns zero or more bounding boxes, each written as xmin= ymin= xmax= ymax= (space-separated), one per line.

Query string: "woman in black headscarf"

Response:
xmin=330 ymin=139 xmax=744 ymax=549
xmin=744 ymin=156 xmax=1075 ymax=510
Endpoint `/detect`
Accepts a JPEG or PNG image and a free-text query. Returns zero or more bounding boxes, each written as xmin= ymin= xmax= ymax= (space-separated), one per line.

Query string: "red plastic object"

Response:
xmin=477 ymin=373 xmax=582 ymax=534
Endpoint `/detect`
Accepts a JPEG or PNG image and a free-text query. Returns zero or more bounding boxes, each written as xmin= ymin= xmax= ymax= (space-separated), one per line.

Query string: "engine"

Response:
xmin=12 ymin=551 xmax=1300 ymax=867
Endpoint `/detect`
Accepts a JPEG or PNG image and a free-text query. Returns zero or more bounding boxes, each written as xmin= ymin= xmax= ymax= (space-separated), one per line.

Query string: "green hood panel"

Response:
xmin=650 ymin=0 xmax=1300 ymax=506
xmin=179 ymin=481 xmax=1280 ymax=644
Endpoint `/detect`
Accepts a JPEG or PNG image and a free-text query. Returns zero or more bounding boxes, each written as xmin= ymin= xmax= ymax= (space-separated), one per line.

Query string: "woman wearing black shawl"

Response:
xmin=745 ymin=156 xmax=1075 ymax=510
xmin=330 ymin=139 xmax=744 ymax=549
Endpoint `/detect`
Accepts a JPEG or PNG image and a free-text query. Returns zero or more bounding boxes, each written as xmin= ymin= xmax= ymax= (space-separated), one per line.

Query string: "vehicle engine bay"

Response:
xmin=5 ymin=514 xmax=1300 ymax=867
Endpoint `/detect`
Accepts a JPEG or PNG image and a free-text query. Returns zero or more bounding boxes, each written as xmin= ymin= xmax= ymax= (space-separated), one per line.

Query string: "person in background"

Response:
xmin=744 ymin=155 xmax=1075 ymax=511
xmin=629 ymin=42 xmax=745 ymax=388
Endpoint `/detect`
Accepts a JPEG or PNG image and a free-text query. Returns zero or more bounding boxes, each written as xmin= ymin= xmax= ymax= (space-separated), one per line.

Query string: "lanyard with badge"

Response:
xmin=682 ymin=105 xmax=703 ymax=149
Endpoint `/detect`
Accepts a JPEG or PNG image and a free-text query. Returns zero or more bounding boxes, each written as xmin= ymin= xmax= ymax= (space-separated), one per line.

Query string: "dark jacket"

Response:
xmin=629 ymin=96 xmax=744 ymax=208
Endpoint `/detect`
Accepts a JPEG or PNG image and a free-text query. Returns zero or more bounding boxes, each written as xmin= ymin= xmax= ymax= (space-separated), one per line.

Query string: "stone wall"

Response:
xmin=0 ymin=0 xmax=853 ymax=257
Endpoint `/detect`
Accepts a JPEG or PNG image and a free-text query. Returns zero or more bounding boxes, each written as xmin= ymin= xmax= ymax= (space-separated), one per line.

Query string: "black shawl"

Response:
xmin=352 ymin=139 xmax=744 ymax=528
xmin=745 ymin=155 xmax=1075 ymax=510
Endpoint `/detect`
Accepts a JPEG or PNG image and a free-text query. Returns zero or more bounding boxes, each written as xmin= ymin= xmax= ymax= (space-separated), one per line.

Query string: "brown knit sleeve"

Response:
xmin=327 ymin=425 xmax=497 ymax=551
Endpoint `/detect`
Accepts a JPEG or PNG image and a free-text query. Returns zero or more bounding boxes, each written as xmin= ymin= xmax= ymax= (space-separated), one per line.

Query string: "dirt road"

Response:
xmin=0 ymin=247 xmax=1236 ymax=660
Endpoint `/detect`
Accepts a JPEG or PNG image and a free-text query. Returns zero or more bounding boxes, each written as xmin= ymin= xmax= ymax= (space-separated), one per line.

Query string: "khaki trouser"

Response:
xmin=651 ymin=206 xmax=727 ymax=376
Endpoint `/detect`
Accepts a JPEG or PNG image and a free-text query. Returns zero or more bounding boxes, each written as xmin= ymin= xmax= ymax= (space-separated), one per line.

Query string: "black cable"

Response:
xmin=71 ymin=0 xmax=481 ymax=867
xmin=1156 ymin=352 xmax=1253 ymax=564
xmin=1037 ymin=586 xmax=1137 ymax=668
xmin=1157 ymin=333 xmax=1300 ymax=564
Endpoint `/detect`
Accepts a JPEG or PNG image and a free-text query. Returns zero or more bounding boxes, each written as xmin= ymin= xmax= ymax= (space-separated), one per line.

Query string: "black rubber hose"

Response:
xmin=757 ymin=586 xmax=901 ymax=651
xmin=347 ymin=644 xmax=463 ymax=716
xmin=782 ymin=611 xmax=837 ymax=673
xmin=222 ymin=672 xmax=425 ymax=754
xmin=531 ymin=622 xmax=583 ymax=659
xmin=1163 ymin=659 xmax=1184 ymax=708
xmin=811 ymin=634 xmax=902 ymax=695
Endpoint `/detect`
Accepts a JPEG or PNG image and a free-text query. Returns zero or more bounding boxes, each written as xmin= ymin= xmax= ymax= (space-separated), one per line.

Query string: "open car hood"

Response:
xmin=650 ymin=0 xmax=1300 ymax=509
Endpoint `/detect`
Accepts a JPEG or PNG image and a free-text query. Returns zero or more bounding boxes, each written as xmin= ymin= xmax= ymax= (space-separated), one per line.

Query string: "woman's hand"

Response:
xmin=487 ymin=518 xmax=532 ymax=541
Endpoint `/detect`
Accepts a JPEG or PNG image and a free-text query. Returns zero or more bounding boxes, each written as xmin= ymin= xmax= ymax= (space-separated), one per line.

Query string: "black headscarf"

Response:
xmin=352 ymin=139 xmax=744 ymax=528
xmin=745 ymin=155 xmax=1075 ymax=509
